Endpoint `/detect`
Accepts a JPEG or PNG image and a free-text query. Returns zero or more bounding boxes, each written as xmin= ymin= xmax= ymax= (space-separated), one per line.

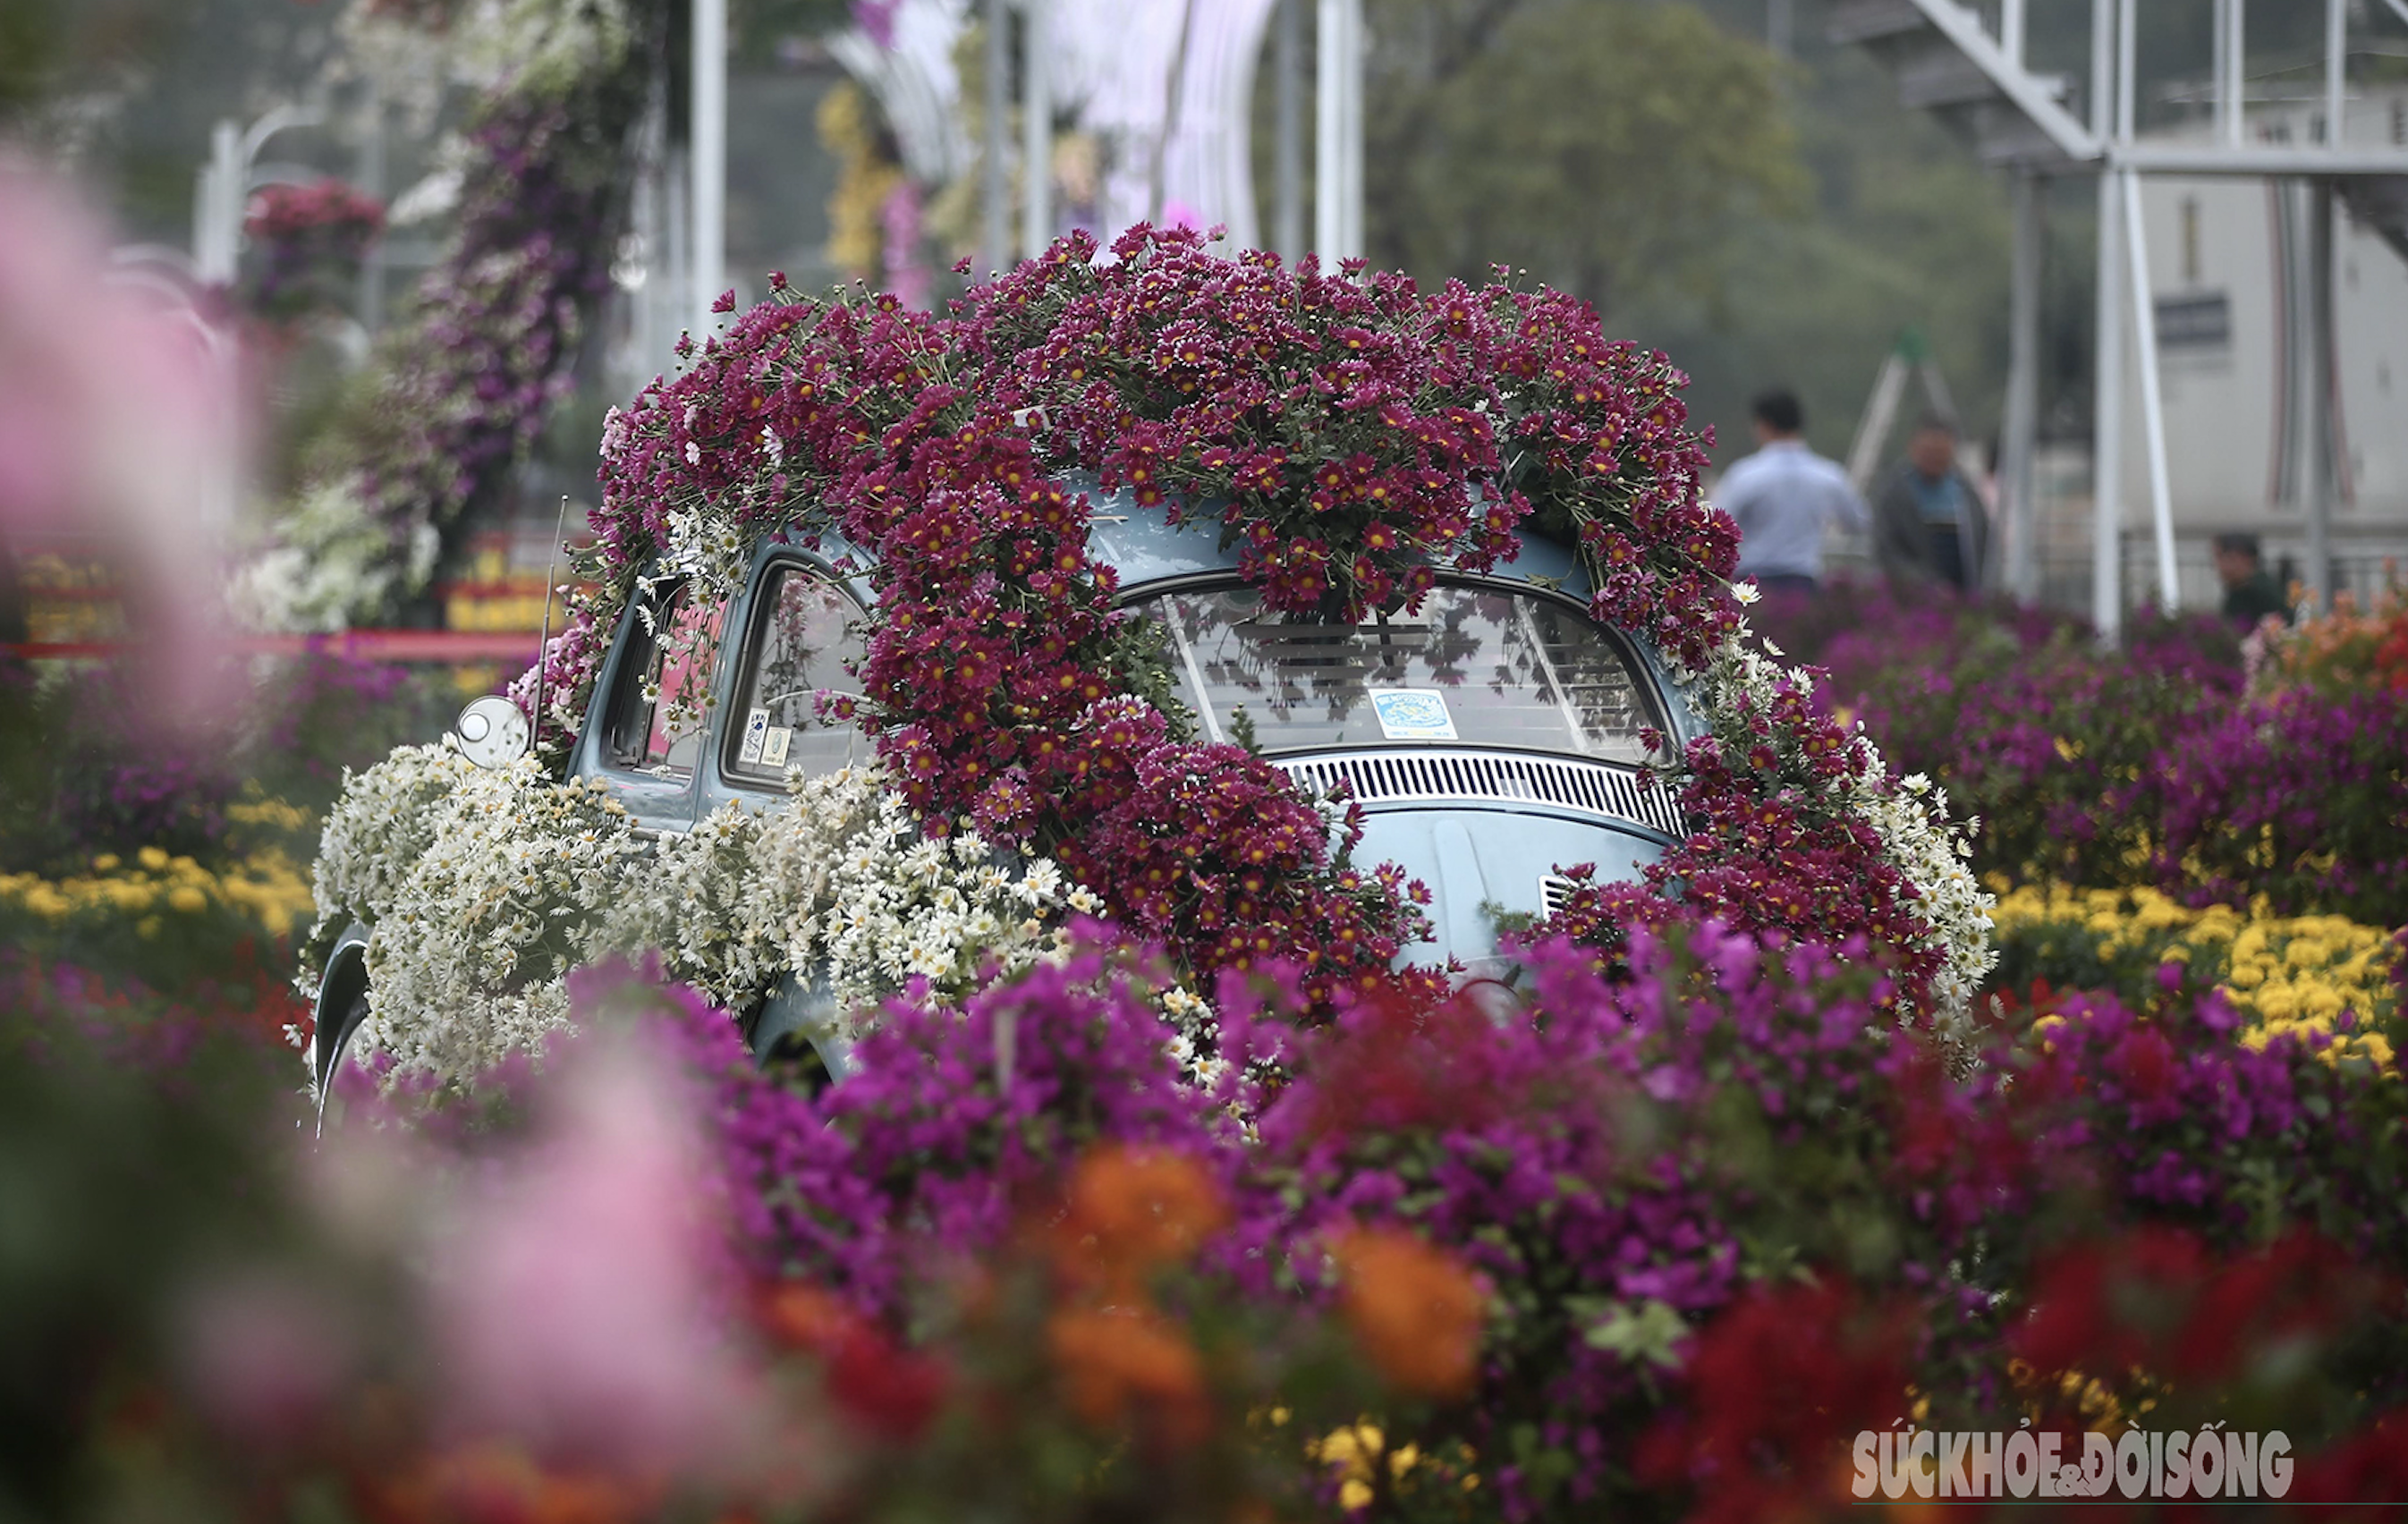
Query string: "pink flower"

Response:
xmin=428 ymin=1030 xmax=759 ymax=1472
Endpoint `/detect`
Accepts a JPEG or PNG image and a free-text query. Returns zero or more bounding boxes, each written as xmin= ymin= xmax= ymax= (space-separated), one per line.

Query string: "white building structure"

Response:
xmin=2116 ymin=87 xmax=2408 ymax=607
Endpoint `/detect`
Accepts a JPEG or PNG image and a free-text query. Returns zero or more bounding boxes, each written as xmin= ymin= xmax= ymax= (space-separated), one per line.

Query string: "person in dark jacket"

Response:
xmin=1873 ymin=416 xmax=1988 ymax=592
xmin=2214 ymin=531 xmax=2292 ymax=628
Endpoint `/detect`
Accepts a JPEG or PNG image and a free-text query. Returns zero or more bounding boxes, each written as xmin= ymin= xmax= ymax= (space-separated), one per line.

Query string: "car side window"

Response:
xmin=725 ymin=563 xmax=869 ymax=784
xmin=606 ymin=580 xmax=727 ymax=775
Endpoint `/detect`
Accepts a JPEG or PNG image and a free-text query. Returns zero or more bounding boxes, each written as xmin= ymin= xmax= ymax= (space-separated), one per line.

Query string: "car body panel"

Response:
xmin=1354 ymin=807 xmax=1665 ymax=977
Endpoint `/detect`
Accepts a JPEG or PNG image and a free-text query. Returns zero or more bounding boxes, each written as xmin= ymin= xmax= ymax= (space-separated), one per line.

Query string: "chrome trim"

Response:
xmin=1275 ymin=749 xmax=1687 ymax=838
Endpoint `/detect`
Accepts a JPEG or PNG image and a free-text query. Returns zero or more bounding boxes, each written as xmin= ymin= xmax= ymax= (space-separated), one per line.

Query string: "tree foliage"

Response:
xmin=1365 ymin=0 xmax=1805 ymax=315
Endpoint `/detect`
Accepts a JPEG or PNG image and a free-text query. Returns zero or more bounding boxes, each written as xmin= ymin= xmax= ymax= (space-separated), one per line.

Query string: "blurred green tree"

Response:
xmin=1364 ymin=0 xmax=1807 ymax=316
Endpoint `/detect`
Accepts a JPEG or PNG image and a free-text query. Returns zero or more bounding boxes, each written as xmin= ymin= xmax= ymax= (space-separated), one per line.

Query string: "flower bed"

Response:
xmin=14 ymin=927 xmax=2404 ymax=1521
xmin=1773 ymin=580 xmax=2408 ymax=927
xmin=1989 ymin=881 xmax=2400 ymax=1068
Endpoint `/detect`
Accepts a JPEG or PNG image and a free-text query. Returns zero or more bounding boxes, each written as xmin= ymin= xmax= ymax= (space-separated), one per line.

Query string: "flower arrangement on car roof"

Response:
xmin=318 ymin=225 xmax=1988 ymax=1080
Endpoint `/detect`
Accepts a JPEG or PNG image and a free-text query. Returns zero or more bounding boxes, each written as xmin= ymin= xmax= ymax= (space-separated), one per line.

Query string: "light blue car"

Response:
xmin=310 ymin=482 xmax=1704 ymax=1093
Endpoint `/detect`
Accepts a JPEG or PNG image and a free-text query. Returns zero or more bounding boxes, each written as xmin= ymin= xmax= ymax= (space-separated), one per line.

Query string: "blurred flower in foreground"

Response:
xmin=1043 ymin=1146 xmax=1231 ymax=1448
xmin=759 ymin=1282 xmax=947 ymax=1443
xmin=425 ymin=1029 xmax=760 ymax=1476
xmin=1332 ymin=1227 xmax=1487 ymax=1401
xmin=175 ymin=1272 xmax=353 ymax=1449
xmin=1047 ymin=1306 xmax=1211 ymax=1445
xmin=0 ymin=160 xmax=243 ymax=716
xmin=1049 ymin=1144 xmax=1231 ymax=1298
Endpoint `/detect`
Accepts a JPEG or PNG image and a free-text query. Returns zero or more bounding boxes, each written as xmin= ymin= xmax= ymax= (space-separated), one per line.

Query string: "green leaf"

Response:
xmin=1579 ymin=1296 xmax=1691 ymax=1370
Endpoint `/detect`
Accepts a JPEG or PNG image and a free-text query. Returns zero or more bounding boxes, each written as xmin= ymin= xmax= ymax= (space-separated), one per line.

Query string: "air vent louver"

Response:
xmin=1276 ymin=749 xmax=1686 ymax=838
xmin=1538 ymin=873 xmax=1582 ymax=918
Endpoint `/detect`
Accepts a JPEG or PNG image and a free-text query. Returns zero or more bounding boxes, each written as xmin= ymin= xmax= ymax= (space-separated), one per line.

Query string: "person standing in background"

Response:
xmin=1712 ymin=390 xmax=1870 ymax=597
xmin=1874 ymin=415 xmax=1989 ymax=592
xmin=2213 ymin=531 xmax=2292 ymax=628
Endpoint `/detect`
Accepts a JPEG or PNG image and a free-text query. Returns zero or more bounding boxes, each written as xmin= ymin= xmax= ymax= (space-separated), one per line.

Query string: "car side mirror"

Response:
xmin=454 ymin=694 xmax=531 ymax=769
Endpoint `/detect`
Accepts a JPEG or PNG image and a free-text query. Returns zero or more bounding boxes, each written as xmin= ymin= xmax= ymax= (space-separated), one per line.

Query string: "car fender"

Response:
xmin=750 ymin=969 xmax=855 ymax=1083
xmin=310 ymin=921 xmax=374 ymax=1111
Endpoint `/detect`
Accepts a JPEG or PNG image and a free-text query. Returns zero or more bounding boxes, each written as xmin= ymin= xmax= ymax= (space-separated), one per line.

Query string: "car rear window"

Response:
xmin=1132 ymin=579 xmax=1661 ymax=761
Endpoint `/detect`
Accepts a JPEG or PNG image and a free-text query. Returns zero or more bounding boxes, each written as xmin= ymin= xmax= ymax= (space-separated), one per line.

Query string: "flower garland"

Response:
xmin=242 ymin=0 xmax=660 ymax=631
xmin=240 ymin=179 xmax=386 ymax=325
xmin=1534 ymin=638 xmax=1996 ymax=1042
xmin=511 ymin=225 xmax=1982 ymax=1026
xmin=307 ymin=747 xmax=1080 ymax=1081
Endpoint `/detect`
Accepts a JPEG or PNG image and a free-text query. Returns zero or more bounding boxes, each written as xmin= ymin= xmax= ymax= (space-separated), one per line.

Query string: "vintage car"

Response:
xmin=309 ymin=481 xmax=1704 ymax=1096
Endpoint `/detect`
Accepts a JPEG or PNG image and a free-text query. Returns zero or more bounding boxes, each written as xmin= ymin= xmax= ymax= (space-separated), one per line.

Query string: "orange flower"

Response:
xmin=385 ymin=1441 xmax=656 ymax=1524
xmin=1050 ymin=1145 xmax=1228 ymax=1296
xmin=756 ymin=1282 xmax=945 ymax=1442
xmin=1047 ymin=1306 xmax=1210 ymax=1445
xmin=757 ymin=1282 xmax=854 ymax=1355
xmin=1333 ymin=1228 xmax=1488 ymax=1400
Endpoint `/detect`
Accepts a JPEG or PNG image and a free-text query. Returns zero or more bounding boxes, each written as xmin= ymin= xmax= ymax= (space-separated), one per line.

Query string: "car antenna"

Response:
xmin=532 ymin=494 xmax=570 ymax=759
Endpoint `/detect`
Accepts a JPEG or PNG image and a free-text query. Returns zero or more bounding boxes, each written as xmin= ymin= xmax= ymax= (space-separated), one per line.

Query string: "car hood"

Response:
xmin=1348 ymin=805 xmax=1670 ymax=980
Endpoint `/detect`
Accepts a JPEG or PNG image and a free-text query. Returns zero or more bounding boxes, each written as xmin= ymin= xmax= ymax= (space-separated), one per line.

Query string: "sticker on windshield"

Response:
xmin=738 ymin=707 xmax=770 ymax=765
xmin=1369 ymin=689 xmax=1458 ymax=741
xmin=760 ymin=726 xmax=792 ymax=767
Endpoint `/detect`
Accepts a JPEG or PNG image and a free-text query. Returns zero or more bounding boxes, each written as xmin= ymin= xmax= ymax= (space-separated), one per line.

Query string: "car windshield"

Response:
xmin=1132 ymin=580 xmax=1661 ymax=761
xmin=725 ymin=563 xmax=870 ymax=782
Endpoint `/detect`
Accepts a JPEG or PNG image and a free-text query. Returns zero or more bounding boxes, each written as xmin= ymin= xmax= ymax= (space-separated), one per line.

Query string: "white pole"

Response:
xmin=1315 ymin=0 xmax=1341 ymax=259
xmin=2090 ymin=0 xmax=2113 ymax=150
xmin=692 ymin=0 xmax=727 ymax=339
xmin=2326 ymin=0 xmax=2345 ymax=149
xmin=2223 ymin=0 xmax=2247 ymax=148
xmin=1341 ymin=0 xmax=1362 ymax=258
xmin=1315 ymin=0 xmax=1362 ymax=261
xmin=1021 ymin=0 xmax=1050 ymax=259
xmin=982 ymin=0 xmax=1009 ymax=272
xmin=2094 ymin=174 xmax=2124 ymax=637
xmin=2001 ymin=0 xmax=2024 ymax=68
xmin=2121 ymin=168 xmax=2178 ymax=611
xmin=2090 ymin=0 xmax=2122 ymax=639
xmin=2305 ymin=180 xmax=2336 ymax=609
xmin=1275 ymin=0 xmax=1303 ymax=261
xmin=2115 ymin=0 xmax=2135 ymax=145
xmin=2003 ymin=168 xmax=2042 ymax=603
xmin=2213 ymin=0 xmax=2232 ymax=145
xmin=202 ymin=118 xmax=242 ymax=284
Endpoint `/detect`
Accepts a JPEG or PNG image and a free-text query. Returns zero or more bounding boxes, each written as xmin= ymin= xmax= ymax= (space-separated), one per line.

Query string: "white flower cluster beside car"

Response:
xmin=308 ymin=748 xmax=1081 ymax=1083
xmin=1682 ymin=632 xmax=1998 ymax=1047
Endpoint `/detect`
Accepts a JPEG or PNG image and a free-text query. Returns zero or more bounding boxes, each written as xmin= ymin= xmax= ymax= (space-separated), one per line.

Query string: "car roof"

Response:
xmin=751 ymin=471 xmax=1597 ymax=604
xmin=1082 ymin=478 xmax=1590 ymax=598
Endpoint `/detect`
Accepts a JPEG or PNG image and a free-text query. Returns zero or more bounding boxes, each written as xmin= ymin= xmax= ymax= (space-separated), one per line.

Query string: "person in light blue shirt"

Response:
xmin=1711 ymin=390 xmax=1871 ymax=597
